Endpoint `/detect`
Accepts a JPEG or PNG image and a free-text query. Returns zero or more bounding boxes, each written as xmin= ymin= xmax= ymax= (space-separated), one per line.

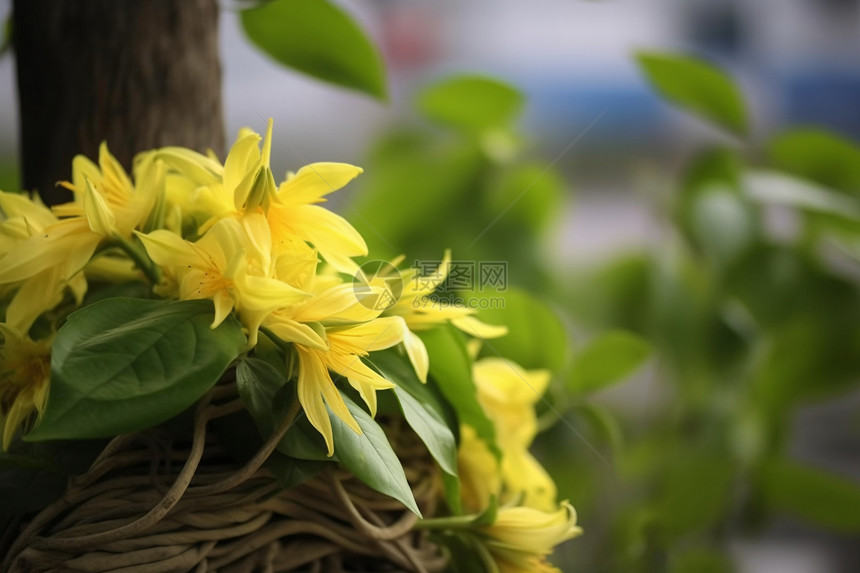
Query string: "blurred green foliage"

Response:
xmin=352 ymin=74 xmax=564 ymax=291
xmin=240 ymin=0 xmax=386 ymax=100
xmin=556 ymin=52 xmax=860 ymax=572
xmin=351 ymin=52 xmax=860 ymax=572
xmin=0 ymin=159 xmax=19 ymax=192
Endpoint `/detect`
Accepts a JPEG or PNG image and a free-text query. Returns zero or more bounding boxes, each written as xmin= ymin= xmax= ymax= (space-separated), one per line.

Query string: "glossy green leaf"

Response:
xmin=27 ymin=299 xmax=246 ymax=441
xmin=332 ymin=393 xmax=421 ymax=516
xmin=369 ymin=350 xmax=458 ymax=476
xmin=417 ymin=75 xmax=524 ymax=132
xmin=568 ymin=330 xmax=651 ymax=394
xmin=473 ymin=288 xmax=570 ymax=374
xmin=637 ymin=52 xmax=747 ymax=136
xmin=761 ymin=459 xmax=860 ymax=532
xmin=237 ymin=357 xmax=289 ymax=436
xmin=277 ymin=415 xmax=330 ymax=461
xmin=419 ymin=325 xmax=499 ymax=458
xmin=241 ymin=0 xmax=386 ymax=99
xmin=769 ymin=128 xmax=860 ymax=194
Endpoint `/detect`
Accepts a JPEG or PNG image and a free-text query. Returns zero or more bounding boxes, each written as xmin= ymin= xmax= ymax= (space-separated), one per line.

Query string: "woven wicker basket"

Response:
xmin=1 ymin=384 xmax=447 ymax=573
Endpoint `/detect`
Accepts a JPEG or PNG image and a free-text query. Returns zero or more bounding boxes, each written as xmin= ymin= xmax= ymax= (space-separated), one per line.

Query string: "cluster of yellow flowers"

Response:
xmin=458 ymin=356 xmax=581 ymax=572
xmin=0 ymin=120 xmax=501 ymax=455
xmin=0 ymin=120 xmax=580 ymax=571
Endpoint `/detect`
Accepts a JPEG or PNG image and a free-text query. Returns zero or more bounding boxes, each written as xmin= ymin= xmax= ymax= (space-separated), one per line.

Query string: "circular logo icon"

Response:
xmin=353 ymin=260 xmax=403 ymax=310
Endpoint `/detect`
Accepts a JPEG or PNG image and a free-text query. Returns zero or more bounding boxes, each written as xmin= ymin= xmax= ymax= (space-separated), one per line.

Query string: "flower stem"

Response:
xmin=115 ymin=235 xmax=161 ymax=285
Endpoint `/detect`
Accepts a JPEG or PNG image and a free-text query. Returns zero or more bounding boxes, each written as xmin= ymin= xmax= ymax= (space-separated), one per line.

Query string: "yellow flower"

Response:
xmin=146 ymin=122 xmax=273 ymax=231
xmin=0 ymin=191 xmax=90 ymax=330
xmin=264 ymin=283 xmax=407 ymax=456
xmin=0 ymin=325 xmax=51 ymax=451
xmin=458 ymin=425 xmax=502 ymax=513
xmin=369 ymin=251 xmax=507 ymax=382
xmin=54 ymin=143 xmax=160 ymax=239
xmin=480 ymin=502 xmax=582 ymax=572
xmin=136 ymin=214 xmax=308 ymax=342
xmin=473 ymin=357 xmax=557 ymax=511
xmin=266 ymin=162 xmax=366 ymax=273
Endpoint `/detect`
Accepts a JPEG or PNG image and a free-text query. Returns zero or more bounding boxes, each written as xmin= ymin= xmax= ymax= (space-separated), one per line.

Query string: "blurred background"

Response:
xmin=2 ymin=1 xmax=860 ymax=572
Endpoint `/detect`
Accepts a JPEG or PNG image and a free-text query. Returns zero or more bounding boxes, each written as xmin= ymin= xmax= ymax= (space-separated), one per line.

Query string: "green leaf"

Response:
xmin=419 ymin=326 xmax=499 ymax=458
xmin=266 ymin=452 xmax=330 ymax=489
xmin=761 ymin=458 xmax=860 ymax=532
xmin=277 ymin=415 xmax=330 ymax=461
xmin=332 ymin=393 xmax=421 ymax=517
xmin=28 ymin=299 xmax=246 ymax=441
xmin=237 ymin=357 xmax=289 ymax=436
xmin=241 ymin=0 xmax=386 ymax=99
xmin=573 ymin=403 xmax=624 ymax=452
xmin=368 ymin=350 xmax=458 ymax=476
xmin=417 ymin=75 xmax=524 ymax=132
xmin=486 ymin=163 xmax=564 ymax=232
xmin=743 ymin=169 xmax=860 ymax=219
xmin=637 ymin=51 xmax=747 ymax=136
xmin=669 ymin=547 xmax=734 ymax=573
xmin=472 ymin=288 xmax=570 ymax=374
xmin=568 ymin=330 xmax=651 ymax=394
xmin=659 ymin=452 xmax=735 ymax=537
xmin=689 ymin=187 xmax=757 ymax=265
xmin=768 ymin=128 xmax=860 ymax=195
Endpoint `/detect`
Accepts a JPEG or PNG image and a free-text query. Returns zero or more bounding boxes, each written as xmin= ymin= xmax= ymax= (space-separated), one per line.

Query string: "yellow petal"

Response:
xmin=0 ymin=190 xmax=56 ymax=230
xmin=263 ymin=315 xmax=328 ymax=350
xmin=5 ymin=268 xmax=65 ymax=331
xmin=277 ymin=162 xmax=363 ymax=206
xmin=269 ymin=204 xmax=367 ymax=273
xmin=501 ymin=449 xmax=558 ymax=512
xmin=297 ymin=348 xmax=361 ymax=456
xmin=84 ymin=179 xmax=116 ymax=236
xmin=211 ymin=290 xmax=235 ymax=328
xmin=0 ymin=220 xmax=99 ymax=283
xmin=70 ymin=154 xmax=102 ymax=193
xmin=156 ymin=146 xmax=223 ymax=186
xmin=451 ymin=314 xmax=509 ymax=339
xmin=135 ymin=229 xmax=198 ymax=269
xmin=403 ymin=328 xmax=429 ymax=383
xmin=98 ymin=142 xmax=134 ymax=194
xmin=224 ymin=130 xmax=262 ymax=192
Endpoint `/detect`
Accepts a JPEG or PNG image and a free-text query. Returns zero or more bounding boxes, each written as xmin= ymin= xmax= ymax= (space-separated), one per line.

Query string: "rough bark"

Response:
xmin=13 ymin=0 xmax=225 ymax=206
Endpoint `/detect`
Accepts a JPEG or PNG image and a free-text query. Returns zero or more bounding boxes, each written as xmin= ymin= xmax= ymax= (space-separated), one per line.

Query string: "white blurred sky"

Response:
xmin=1 ymin=0 xmax=858 ymax=264
xmin=2 ymin=0 xmax=858 ymax=161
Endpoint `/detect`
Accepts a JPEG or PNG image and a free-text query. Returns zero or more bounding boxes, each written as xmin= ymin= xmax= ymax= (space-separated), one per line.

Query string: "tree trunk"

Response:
xmin=13 ymin=0 xmax=225 ymax=206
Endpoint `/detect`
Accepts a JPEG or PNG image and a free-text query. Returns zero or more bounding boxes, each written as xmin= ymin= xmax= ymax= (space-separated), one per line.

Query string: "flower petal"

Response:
xmin=277 ymin=163 xmax=363 ymax=206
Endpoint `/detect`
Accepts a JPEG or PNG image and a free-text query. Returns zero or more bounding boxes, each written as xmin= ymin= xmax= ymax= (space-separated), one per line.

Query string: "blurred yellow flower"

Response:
xmin=480 ymin=502 xmax=582 ymax=573
xmin=473 ymin=357 xmax=557 ymax=511
xmin=378 ymin=251 xmax=507 ymax=382
xmin=55 ymin=143 xmax=160 ymax=239
xmin=0 ymin=325 xmax=51 ymax=450
xmin=0 ymin=191 xmax=90 ymax=331
xmin=458 ymin=425 xmax=502 ymax=513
